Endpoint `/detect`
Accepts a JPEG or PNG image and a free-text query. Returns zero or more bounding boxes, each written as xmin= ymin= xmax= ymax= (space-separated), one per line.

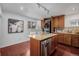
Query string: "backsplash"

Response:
xmin=55 ymin=27 xmax=79 ymax=34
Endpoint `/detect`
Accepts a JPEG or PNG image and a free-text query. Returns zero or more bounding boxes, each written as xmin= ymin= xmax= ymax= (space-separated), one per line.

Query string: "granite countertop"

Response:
xmin=30 ymin=33 xmax=57 ymax=41
xmin=54 ymin=32 xmax=79 ymax=35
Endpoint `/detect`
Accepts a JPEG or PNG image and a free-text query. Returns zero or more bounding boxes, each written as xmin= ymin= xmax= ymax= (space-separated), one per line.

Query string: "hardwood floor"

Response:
xmin=26 ymin=41 xmax=79 ymax=56
xmin=52 ymin=44 xmax=79 ymax=56
xmin=4 ymin=41 xmax=77 ymax=56
xmin=1 ymin=41 xmax=30 ymax=56
xmin=25 ymin=41 xmax=30 ymax=56
xmin=27 ymin=41 xmax=79 ymax=56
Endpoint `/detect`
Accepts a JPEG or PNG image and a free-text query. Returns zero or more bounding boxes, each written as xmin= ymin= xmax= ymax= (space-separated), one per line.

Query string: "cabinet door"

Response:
xmin=50 ymin=36 xmax=57 ymax=55
xmin=58 ymin=15 xmax=64 ymax=28
xmin=30 ymin=38 xmax=41 ymax=56
xmin=51 ymin=37 xmax=55 ymax=49
xmin=64 ymin=34 xmax=71 ymax=45
xmin=72 ymin=35 xmax=79 ymax=47
xmin=51 ymin=18 xmax=54 ymax=32
xmin=58 ymin=34 xmax=64 ymax=44
xmin=53 ymin=17 xmax=59 ymax=27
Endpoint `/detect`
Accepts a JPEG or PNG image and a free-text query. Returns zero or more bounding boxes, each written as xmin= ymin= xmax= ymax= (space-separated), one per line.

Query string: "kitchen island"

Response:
xmin=30 ymin=33 xmax=57 ymax=56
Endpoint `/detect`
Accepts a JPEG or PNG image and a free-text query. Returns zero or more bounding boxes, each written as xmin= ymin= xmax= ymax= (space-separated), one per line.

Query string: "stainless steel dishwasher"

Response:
xmin=41 ymin=38 xmax=51 ymax=56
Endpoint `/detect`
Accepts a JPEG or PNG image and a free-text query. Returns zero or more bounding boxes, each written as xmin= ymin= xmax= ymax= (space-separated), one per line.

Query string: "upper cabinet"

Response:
xmin=52 ymin=16 xmax=59 ymax=28
xmin=58 ymin=15 xmax=64 ymax=28
xmin=51 ymin=15 xmax=64 ymax=28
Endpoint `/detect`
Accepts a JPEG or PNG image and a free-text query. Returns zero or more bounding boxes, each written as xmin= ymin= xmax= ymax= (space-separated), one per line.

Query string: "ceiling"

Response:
xmin=0 ymin=3 xmax=79 ymax=20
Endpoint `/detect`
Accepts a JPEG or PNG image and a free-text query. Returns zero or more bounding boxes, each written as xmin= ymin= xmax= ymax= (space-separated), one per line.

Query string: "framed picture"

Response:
xmin=28 ymin=21 xmax=32 ymax=29
xmin=28 ymin=21 xmax=36 ymax=29
xmin=8 ymin=19 xmax=24 ymax=33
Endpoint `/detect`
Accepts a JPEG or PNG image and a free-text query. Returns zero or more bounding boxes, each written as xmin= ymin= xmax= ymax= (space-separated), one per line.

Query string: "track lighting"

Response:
xmin=36 ymin=3 xmax=49 ymax=14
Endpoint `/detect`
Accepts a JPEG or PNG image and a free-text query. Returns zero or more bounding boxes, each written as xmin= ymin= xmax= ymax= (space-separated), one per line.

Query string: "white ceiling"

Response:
xmin=0 ymin=3 xmax=79 ymax=20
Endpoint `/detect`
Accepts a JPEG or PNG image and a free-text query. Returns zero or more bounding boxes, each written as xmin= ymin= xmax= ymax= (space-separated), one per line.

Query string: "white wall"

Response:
xmin=0 ymin=16 xmax=1 ymax=40
xmin=2 ymin=11 xmax=79 ymax=48
xmin=0 ymin=7 xmax=2 ymax=44
xmin=65 ymin=14 xmax=79 ymax=27
xmin=0 ymin=12 xmax=41 ymax=48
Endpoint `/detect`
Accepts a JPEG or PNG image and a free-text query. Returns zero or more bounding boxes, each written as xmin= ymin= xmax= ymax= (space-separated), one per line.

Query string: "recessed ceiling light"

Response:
xmin=20 ymin=6 xmax=24 ymax=10
xmin=72 ymin=8 xmax=76 ymax=11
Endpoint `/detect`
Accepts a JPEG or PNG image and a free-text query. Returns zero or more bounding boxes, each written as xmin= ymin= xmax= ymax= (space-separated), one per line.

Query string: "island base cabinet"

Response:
xmin=30 ymin=35 xmax=57 ymax=56
xmin=30 ymin=38 xmax=41 ymax=56
xmin=50 ymin=35 xmax=57 ymax=55
xmin=30 ymin=37 xmax=52 ymax=56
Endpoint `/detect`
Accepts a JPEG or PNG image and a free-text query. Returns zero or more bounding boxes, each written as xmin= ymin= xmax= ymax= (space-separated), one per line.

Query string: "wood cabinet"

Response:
xmin=50 ymin=35 xmax=57 ymax=55
xmin=51 ymin=15 xmax=64 ymax=32
xmin=58 ymin=34 xmax=64 ymax=44
xmin=51 ymin=15 xmax=64 ymax=28
xmin=64 ymin=34 xmax=71 ymax=45
xmin=30 ymin=38 xmax=41 ymax=56
xmin=30 ymin=35 xmax=57 ymax=56
xmin=53 ymin=16 xmax=59 ymax=28
xmin=58 ymin=33 xmax=79 ymax=47
xmin=71 ymin=35 xmax=79 ymax=47
xmin=58 ymin=15 xmax=64 ymax=28
xmin=30 ymin=37 xmax=51 ymax=56
xmin=58 ymin=34 xmax=71 ymax=46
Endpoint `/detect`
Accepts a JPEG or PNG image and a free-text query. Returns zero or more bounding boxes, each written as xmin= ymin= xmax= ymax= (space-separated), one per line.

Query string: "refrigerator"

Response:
xmin=43 ymin=18 xmax=51 ymax=33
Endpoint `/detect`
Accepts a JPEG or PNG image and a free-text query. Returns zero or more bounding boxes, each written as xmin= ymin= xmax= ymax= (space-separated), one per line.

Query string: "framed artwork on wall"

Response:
xmin=28 ymin=21 xmax=36 ymax=29
xmin=8 ymin=19 xmax=24 ymax=33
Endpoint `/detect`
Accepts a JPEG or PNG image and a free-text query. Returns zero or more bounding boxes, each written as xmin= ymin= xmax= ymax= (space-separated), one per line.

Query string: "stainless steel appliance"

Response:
xmin=41 ymin=38 xmax=51 ymax=56
xmin=43 ymin=18 xmax=51 ymax=33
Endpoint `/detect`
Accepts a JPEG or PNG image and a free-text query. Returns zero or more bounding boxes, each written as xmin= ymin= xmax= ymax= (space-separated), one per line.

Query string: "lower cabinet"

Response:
xmin=58 ymin=34 xmax=71 ymax=46
xmin=58 ymin=34 xmax=64 ymax=44
xmin=58 ymin=33 xmax=79 ymax=47
xmin=50 ymin=35 xmax=57 ymax=55
xmin=30 ymin=37 xmax=50 ymax=56
xmin=30 ymin=36 xmax=57 ymax=56
xmin=58 ymin=34 xmax=72 ymax=46
xmin=30 ymin=38 xmax=41 ymax=56
xmin=64 ymin=34 xmax=71 ymax=45
xmin=71 ymin=35 xmax=79 ymax=47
